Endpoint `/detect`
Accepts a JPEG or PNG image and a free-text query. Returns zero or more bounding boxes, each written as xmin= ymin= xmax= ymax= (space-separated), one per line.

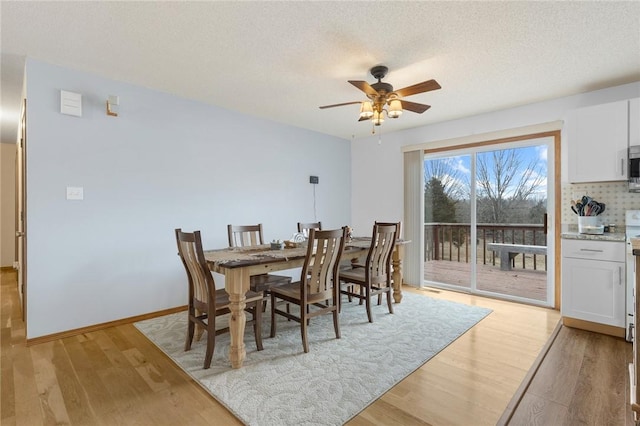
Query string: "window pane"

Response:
xmin=475 ymin=145 xmax=548 ymax=302
xmin=423 ymin=155 xmax=472 ymax=290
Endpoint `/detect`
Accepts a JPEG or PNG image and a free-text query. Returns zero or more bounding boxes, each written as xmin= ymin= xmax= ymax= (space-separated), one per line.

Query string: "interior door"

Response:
xmin=15 ymin=98 xmax=26 ymax=320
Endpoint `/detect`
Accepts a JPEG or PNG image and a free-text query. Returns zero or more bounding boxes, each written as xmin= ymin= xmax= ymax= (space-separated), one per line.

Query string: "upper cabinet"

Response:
xmin=567 ymin=99 xmax=630 ymax=183
xmin=630 ymin=97 xmax=640 ymax=147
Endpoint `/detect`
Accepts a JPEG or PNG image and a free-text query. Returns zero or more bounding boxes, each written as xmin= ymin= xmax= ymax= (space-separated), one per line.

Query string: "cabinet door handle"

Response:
xmin=579 ymin=248 xmax=604 ymax=252
xmin=620 ymin=266 xmax=623 ymax=285
xmin=622 ymin=158 xmax=625 ymax=176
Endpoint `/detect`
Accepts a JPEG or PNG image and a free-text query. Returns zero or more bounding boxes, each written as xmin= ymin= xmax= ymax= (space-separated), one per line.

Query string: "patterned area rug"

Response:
xmin=135 ymin=292 xmax=491 ymax=426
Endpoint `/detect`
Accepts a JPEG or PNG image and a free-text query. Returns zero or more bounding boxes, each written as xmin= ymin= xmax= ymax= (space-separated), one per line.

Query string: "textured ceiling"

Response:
xmin=1 ymin=1 xmax=639 ymax=143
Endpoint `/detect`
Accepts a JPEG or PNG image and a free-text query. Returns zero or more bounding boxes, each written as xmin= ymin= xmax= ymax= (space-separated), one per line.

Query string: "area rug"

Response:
xmin=135 ymin=292 xmax=491 ymax=425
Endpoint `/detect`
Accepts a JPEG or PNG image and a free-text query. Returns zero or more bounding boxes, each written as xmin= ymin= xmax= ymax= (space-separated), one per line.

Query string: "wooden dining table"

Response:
xmin=204 ymin=237 xmax=409 ymax=368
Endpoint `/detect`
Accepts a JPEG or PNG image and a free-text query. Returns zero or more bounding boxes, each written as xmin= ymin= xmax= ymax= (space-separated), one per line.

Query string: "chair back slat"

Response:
xmin=227 ymin=224 xmax=264 ymax=247
xmin=301 ymin=228 xmax=346 ymax=300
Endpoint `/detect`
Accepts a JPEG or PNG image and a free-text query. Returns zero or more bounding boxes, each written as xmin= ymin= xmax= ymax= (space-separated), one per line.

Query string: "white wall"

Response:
xmin=1 ymin=143 xmax=16 ymax=267
xmin=351 ymin=81 xmax=640 ymax=235
xmin=25 ymin=58 xmax=351 ymax=339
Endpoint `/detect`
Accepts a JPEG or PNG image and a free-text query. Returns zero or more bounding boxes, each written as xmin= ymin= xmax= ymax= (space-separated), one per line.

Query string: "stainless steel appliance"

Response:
xmin=629 ymin=146 xmax=640 ymax=192
xmin=626 ymin=210 xmax=640 ymax=341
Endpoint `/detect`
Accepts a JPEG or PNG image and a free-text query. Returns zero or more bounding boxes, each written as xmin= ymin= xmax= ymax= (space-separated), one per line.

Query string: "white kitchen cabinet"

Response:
xmin=562 ymin=239 xmax=625 ymax=327
xmin=567 ymin=99 xmax=629 ymax=183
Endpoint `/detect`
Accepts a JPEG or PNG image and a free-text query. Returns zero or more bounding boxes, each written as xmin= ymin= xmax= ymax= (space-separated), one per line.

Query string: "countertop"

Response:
xmin=561 ymin=231 xmax=626 ymax=242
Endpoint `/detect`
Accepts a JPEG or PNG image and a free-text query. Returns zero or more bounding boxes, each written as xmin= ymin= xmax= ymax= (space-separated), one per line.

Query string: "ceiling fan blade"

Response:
xmin=394 ymin=79 xmax=441 ymax=98
xmin=319 ymin=101 xmax=362 ymax=109
xmin=348 ymin=80 xmax=379 ymax=97
xmin=358 ymin=115 xmax=371 ymax=122
xmin=400 ymin=100 xmax=431 ymax=114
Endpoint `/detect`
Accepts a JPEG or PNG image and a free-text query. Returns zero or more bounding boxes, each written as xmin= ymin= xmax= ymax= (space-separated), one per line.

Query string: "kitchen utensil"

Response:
xmin=570 ymin=196 xmax=605 ymax=216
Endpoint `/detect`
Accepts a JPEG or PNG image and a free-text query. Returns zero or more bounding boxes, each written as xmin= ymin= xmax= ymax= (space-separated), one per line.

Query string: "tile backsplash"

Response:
xmin=562 ymin=181 xmax=640 ymax=227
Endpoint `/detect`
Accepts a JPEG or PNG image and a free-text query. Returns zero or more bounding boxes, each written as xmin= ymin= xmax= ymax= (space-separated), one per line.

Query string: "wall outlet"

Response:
xmin=309 ymin=176 xmax=319 ymax=184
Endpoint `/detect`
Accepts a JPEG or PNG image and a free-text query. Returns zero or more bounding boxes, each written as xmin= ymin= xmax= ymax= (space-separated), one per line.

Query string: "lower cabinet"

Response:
xmin=561 ymin=239 xmax=625 ymax=328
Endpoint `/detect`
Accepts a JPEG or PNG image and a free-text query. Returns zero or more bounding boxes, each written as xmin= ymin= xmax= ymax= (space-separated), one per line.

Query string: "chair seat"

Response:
xmin=270 ymin=282 xmax=330 ymax=304
xmin=339 ymin=267 xmax=388 ymax=285
xmin=339 ymin=267 xmax=366 ymax=283
xmin=250 ymin=274 xmax=291 ymax=293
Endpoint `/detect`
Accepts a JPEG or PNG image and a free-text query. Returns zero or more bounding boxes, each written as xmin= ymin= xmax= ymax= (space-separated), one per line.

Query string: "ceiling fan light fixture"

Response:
xmin=359 ymin=101 xmax=374 ymax=119
xmin=388 ymin=99 xmax=403 ymax=118
xmin=372 ymin=110 xmax=384 ymax=126
xmin=319 ymin=65 xmax=440 ymax=131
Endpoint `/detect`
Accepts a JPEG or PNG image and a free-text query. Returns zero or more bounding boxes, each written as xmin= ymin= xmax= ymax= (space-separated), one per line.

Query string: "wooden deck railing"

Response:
xmin=424 ymin=223 xmax=547 ymax=271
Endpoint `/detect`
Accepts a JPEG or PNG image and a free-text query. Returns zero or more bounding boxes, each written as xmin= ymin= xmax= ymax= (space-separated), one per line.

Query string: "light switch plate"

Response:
xmin=66 ymin=186 xmax=84 ymax=200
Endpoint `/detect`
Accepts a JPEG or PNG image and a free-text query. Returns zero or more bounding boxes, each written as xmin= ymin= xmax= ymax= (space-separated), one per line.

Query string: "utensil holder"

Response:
xmin=578 ymin=216 xmax=604 ymax=234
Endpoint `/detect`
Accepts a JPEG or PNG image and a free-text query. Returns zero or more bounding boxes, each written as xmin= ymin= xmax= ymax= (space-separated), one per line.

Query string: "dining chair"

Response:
xmin=175 ymin=228 xmax=264 ymax=369
xmin=339 ymin=222 xmax=400 ymax=322
xmin=227 ymin=224 xmax=264 ymax=247
xmin=297 ymin=221 xmax=322 ymax=237
xmin=270 ymin=227 xmax=347 ymax=353
xmin=227 ymin=224 xmax=292 ymax=306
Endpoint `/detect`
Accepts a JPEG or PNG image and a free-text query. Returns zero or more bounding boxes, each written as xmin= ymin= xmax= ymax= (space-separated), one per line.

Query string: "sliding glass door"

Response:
xmin=423 ymin=137 xmax=554 ymax=307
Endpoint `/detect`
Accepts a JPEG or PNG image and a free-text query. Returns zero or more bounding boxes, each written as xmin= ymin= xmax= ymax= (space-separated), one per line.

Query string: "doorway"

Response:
xmin=423 ymin=134 xmax=557 ymax=307
xmin=15 ymin=99 xmax=26 ymax=321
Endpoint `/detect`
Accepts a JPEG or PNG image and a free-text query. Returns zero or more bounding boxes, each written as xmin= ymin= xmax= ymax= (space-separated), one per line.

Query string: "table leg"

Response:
xmin=225 ymin=268 xmax=249 ymax=369
xmin=392 ymin=245 xmax=405 ymax=304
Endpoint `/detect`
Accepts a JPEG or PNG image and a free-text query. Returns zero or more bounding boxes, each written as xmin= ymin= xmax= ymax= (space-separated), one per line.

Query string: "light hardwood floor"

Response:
xmin=2 ymin=269 xmax=622 ymax=425
xmin=507 ymin=325 xmax=633 ymax=425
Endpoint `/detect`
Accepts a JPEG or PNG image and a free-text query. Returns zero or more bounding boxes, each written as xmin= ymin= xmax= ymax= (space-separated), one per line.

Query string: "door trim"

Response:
xmin=16 ymin=98 xmax=27 ymax=323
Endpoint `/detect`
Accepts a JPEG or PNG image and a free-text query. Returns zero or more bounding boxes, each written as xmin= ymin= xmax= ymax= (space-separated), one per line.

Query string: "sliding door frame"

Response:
xmin=421 ymin=130 xmax=561 ymax=309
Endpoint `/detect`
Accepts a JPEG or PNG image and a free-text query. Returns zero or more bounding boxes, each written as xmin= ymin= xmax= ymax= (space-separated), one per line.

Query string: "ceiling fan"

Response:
xmin=319 ymin=65 xmax=441 ymax=129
